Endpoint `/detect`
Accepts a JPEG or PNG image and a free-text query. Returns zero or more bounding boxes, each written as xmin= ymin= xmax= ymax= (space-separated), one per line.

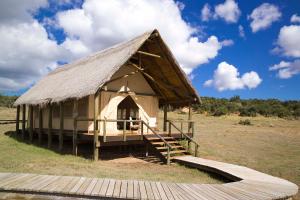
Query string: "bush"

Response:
xmin=238 ymin=119 xmax=252 ymax=126
xmin=239 ymin=106 xmax=257 ymax=117
xmin=213 ymin=106 xmax=228 ymax=116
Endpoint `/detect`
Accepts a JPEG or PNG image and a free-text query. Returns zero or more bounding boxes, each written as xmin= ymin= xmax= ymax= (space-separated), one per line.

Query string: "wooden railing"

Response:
xmin=167 ymin=120 xmax=199 ymax=157
xmin=167 ymin=119 xmax=195 ymax=137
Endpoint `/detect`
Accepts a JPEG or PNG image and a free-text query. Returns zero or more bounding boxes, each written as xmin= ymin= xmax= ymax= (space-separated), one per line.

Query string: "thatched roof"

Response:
xmin=15 ymin=30 xmax=200 ymax=106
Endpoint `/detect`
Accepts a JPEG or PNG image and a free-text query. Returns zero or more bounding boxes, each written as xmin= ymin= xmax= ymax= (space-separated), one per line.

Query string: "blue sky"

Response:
xmin=0 ymin=0 xmax=299 ymax=100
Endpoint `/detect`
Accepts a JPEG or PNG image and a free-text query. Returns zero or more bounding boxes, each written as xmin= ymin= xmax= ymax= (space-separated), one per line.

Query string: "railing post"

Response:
xmin=73 ymin=100 xmax=78 ymax=156
xmin=180 ymin=121 xmax=183 ymax=138
xmin=38 ymin=106 xmax=43 ymax=144
xmin=103 ymin=118 xmax=107 ymax=142
xmin=48 ymin=104 xmax=53 ymax=148
xmin=140 ymin=121 xmax=143 ymax=140
xmin=195 ymin=144 xmax=199 ymax=157
xmin=29 ymin=105 xmax=33 ymax=143
xmin=188 ymin=140 xmax=191 ymax=153
xmin=123 ymin=120 xmax=126 ymax=141
xmin=59 ymin=102 xmax=64 ymax=152
xmin=168 ymin=121 xmax=171 ymax=137
xmin=22 ymin=105 xmax=26 ymax=139
xmin=163 ymin=104 xmax=168 ymax=132
xmin=192 ymin=122 xmax=195 ymax=138
xmin=16 ymin=105 xmax=20 ymax=135
xmin=167 ymin=147 xmax=170 ymax=165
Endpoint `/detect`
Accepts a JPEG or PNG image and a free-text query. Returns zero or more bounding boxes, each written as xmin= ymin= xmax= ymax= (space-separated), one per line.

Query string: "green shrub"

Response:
xmin=213 ymin=106 xmax=228 ymax=116
xmin=238 ymin=119 xmax=252 ymax=126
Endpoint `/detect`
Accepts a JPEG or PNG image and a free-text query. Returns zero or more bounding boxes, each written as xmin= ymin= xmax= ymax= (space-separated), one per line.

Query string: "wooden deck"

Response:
xmin=0 ymin=156 xmax=298 ymax=199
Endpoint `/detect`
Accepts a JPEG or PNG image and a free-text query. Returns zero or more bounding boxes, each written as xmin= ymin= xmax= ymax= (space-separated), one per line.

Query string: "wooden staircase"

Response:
xmin=144 ymin=135 xmax=190 ymax=163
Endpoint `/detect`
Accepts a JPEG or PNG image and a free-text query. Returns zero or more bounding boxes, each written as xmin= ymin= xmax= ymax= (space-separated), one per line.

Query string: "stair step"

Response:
xmin=156 ymin=145 xmax=183 ymax=150
xmin=151 ymin=141 xmax=179 ymax=145
xmin=161 ymin=150 xmax=188 ymax=155
xmin=146 ymin=136 xmax=174 ymax=141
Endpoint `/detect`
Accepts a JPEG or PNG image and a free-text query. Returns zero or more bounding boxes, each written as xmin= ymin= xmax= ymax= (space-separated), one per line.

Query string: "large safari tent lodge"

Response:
xmin=14 ymin=30 xmax=200 ymax=164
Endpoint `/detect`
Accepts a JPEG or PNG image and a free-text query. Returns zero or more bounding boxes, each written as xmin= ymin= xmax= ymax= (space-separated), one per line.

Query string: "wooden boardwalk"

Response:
xmin=0 ymin=156 xmax=298 ymax=199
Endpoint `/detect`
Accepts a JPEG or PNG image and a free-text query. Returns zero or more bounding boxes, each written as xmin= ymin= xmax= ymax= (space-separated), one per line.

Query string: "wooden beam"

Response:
xmin=163 ymin=105 xmax=168 ymax=132
xmin=22 ymin=105 xmax=26 ymax=139
xmin=59 ymin=102 xmax=64 ymax=152
xmin=137 ymin=50 xmax=160 ymax=58
xmin=73 ymin=100 xmax=78 ymax=155
xmin=38 ymin=106 xmax=43 ymax=144
xmin=48 ymin=104 xmax=52 ymax=148
xmin=29 ymin=105 xmax=33 ymax=143
xmin=93 ymin=94 xmax=100 ymax=161
xmin=16 ymin=105 xmax=20 ymax=135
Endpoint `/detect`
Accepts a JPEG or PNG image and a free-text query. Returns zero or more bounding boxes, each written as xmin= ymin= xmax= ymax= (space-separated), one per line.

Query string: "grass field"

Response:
xmin=0 ymin=107 xmax=299 ymax=198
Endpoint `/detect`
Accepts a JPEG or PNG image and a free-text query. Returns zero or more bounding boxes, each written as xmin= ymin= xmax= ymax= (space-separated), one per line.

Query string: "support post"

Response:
xmin=123 ymin=120 xmax=126 ymax=141
xmin=22 ymin=105 xmax=26 ymax=139
xmin=73 ymin=100 xmax=78 ymax=155
xmin=48 ymin=104 xmax=52 ymax=148
xmin=188 ymin=104 xmax=192 ymax=134
xmin=140 ymin=121 xmax=143 ymax=140
xmin=16 ymin=105 xmax=20 ymax=135
xmin=195 ymin=144 xmax=199 ymax=157
xmin=163 ymin=104 xmax=168 ymax=132
xmin=29 ymin=105 xmax=33 ymax=142
xmin=59 ymin=102 xmax=64 ymax=152
xmin=38 ymin=106 xmax=43 ymax=144
xmin=168 ymin=121 xmax=171 ymax=136
xmin=167 ymin=147 xmax=170 ymax=165
xmin=93 ymin=94 xmax=100 ymax=161
xmin=103 ymin=118 xmax=106 ymax=142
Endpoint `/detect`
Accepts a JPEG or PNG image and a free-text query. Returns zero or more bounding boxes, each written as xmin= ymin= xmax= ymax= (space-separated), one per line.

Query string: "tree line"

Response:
xmin=0 ymin=94 xmax=18 ymax=108
xmin=192 ymin=96 xmax=300 ymax=119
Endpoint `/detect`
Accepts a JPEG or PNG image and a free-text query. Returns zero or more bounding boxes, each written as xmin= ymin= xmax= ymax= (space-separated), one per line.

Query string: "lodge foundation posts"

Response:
xmin=59 ymin=102 xmax=64 ymax=152
xmin=48 ymin=104 xmax=52 ymax=148
xmin=163 ymin=104 xmax=168 ymax=132
xmin=38 ymin=106 xmax=43 ymax=144
xmin=73 ymin=100 xmax=78 ymax=156
xmin=29 ymin=105 xmax=33 ymax=143
xmin=93 ymin=94 xmax=100 ymax=161
xmin=22 ymin=105 xmax=26 ymax=139
xmin=16 ymin=105 xmax=20 ymax=135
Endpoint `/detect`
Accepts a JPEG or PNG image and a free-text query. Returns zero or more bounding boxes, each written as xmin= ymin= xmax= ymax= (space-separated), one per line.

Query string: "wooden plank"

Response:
xmin=0 ymin=174 xmax=33 ymax=189
xmin=144 ymin=181 xmax=154 ymax=200
xmin=7 ymin=174 xmax=41 ymax=190
xmin=178 ymin=183 xmax=207 ymax=200
xmin=126 ymin=180 xmax=134 ymax=199
xmin=35 ymin=176 xmax=60 ymax=192
xmin=84 ymin=178 xmax=98 ymax=195
xmin=155 ymin=182 xmax=168 ymax=200
xmin=150 ymin=181 xmax=161 ymax=200
xmin=133 ymin=180 xmax=141 ymax=199
xmin=77 ymin=178 xmax=93 ymax=195
xmin=138 ymin=181 xmax=147 ymax=200
xmin=98 ymin=178 xmax=109 ymax=196
xmin=90 ymin=178 xmax=104 ymax=196
xmin=119 ymin=180 xmax=128 ymax=199
xmin=161 ymin=182 xmax=175 ymax=200
xmin=69 ymin=177 xmax=86 ymax=194
xmin=22 ymin=175 xmax=53 ymax=191
xmin=61 ymin=176 xmax=81 ymax=194
xmin=112 ymin=180 xmax=121 ymax=198
xmin=0 ymin=174 xmax=28 ymax=188
xmin=105 ymin=179 xmax=115 ymax=197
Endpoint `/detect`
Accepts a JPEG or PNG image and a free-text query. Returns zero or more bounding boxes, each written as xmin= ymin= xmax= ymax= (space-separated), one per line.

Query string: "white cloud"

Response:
xmin=56 ymin=0 xmax=228 ymax=74
xmin=275 ymin=25 xmax=300 ymax=58
xmin=204 ymin=61 xmax=262 ymax=91
xmin=249 ymin=3 xmax=281 ymax=33
xmin=0 ymin=0 xmax=68 ymax=92
xmin=214 ymin=0 xmax=241 ymax=23
xmin=270 ymin=60 xmax=300 ymax=79
xmin=291 ymin=14 xmax=300 ymax=23
xmin=221 ymin=39 xmax=234 ymax=46
xmin=201 ymin=3 xmax=212 ymax=22
xmin=238 ymin=25 xmax=245 ymax=38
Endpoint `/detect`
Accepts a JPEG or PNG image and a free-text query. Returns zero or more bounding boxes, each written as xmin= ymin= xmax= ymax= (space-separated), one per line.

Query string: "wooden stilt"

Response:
xmin=163 ymin=104 xmax=168 ymax=132
xmin=22 ymin=105 xmax=26 ymax=139
xmin=73 ymin=100 xmax=78 ymax=155
xmin=16 ymin=105 xmax=20 ymax=135
xmin=48 ymin=104 xmax=52 ymax=148
xmin=59 ymin=102 xmax=64 ymax=152
xmin=38 ymin=106 xmax=43 ymax=144
xmin=29 ymin=105 xmax=33 ymax=142
xmin=93 ymin=94 xmax=100 ymax=161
